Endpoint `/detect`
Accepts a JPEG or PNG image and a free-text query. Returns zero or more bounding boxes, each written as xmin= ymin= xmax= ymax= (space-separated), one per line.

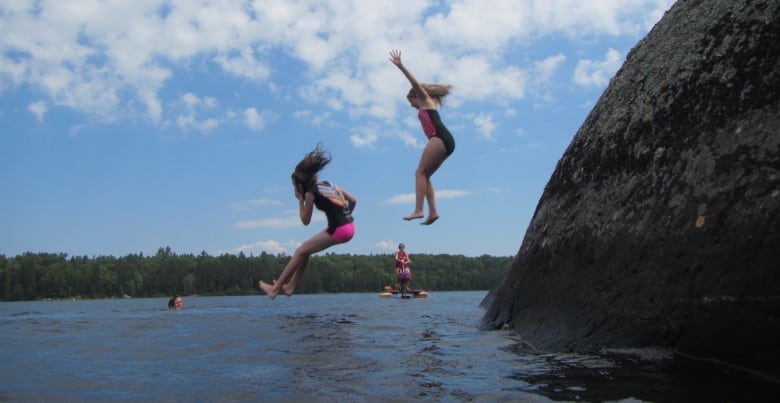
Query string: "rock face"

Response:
xmin=482 ymin=0 xmax=780 ymax=374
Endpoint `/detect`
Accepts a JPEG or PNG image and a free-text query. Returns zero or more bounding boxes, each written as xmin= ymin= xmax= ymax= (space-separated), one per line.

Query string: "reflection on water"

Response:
xmin=0 ymin=292 xmax=777 ymax=402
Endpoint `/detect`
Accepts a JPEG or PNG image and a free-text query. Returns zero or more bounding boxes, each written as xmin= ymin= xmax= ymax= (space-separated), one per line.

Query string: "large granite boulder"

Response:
xmin=482 ymin=0 xmax=780 ymax=374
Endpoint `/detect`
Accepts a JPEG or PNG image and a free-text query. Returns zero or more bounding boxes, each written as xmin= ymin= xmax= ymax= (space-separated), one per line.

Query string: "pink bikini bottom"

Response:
xmin=327 ymin=221 xmax=355 ymax=243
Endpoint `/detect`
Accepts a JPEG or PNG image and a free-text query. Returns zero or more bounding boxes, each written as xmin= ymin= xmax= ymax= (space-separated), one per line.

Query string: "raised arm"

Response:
xmin=389 ymin=49 xmax=436 ymax=109
xmin=297 ymin=188 xmax=315 ymax=225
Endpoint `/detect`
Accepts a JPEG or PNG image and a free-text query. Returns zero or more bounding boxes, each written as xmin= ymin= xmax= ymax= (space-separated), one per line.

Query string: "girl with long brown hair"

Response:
xmin=259 ymin=144 xmax=357 ymax=298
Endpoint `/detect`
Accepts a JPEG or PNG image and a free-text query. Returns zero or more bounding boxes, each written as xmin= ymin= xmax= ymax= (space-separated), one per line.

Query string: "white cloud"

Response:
xmin=573 ymin=48 xmax=624 ymax=87
xmin=384 ymin=189 xmax=471 ymax=204
xmin=0 ymin=0 xmax=673 ymax=127
xmin=233 ymin=214 xmax=325 ymax=229
xmin=171 ymin=93 xmax=221 ymax=132
xmin=180 ymin=93 xmax=217 ymax=110
xmin=525 ymin=54 xmax=567 ymax=106
xmin=398 ymin=130 xmax=422 ymax=149
xmin=350 ymin=128 xmax=378 ymax=149
xmin=384 ymin=193 xmax=415 ymax=205
xmin=244 ymin=108 xmax=265 ymax=130
xmin=422 ymin=0 xmax=673 ymax=49
xmin=215 ymin=47 xmax=272 ymax=82
xmin=474 ymin=113 xmax=497 ymax=141
xmin=437 ymin=189 xmax=472 ymax=198
xmin=28 ymin=101 xmax=47 ymax=121
xmin=445 ymin=55 xmax=527 ymax=101
xmin=525 ymin=0 xmax=673 ymax=37
xmin=232 ymin=216 xmax=302 ymax=230
xmin=426 ymin=1 xmax=528 ymax=48
xmin=202 ymin=118 xmax=219 ymax=131
xmin=229 ymin=198 xmax=284 ymax=211
xmin=218 ymin=239 xmax=299 ymax=256
xmin=534 ymin=54 xmax=567 ymax=84
xmin=375 ymin=240 xmax=398 ymax=251
xmin=175 ymin=114 xmax=219 ymax=132
xmin=294 ymin=109 xmax=334 ymax=126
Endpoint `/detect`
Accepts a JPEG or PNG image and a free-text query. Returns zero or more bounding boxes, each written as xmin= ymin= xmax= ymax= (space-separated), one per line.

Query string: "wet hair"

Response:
xmin=292 ymin=143 xmax=332 ymax=193
xmin=407 ymin=83 xmax=453 ymax=106
xmin=168 ymin=295 xmax=181 ymax=309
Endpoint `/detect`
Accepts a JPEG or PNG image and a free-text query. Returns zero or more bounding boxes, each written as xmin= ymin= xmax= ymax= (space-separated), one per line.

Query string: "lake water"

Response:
xmin=1 ymin=291 xmax=777 ymax=402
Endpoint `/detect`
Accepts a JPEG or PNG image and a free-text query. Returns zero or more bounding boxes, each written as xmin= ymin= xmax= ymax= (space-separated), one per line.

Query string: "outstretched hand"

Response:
xmin=389 ymin=49 xmax=402 ymax=67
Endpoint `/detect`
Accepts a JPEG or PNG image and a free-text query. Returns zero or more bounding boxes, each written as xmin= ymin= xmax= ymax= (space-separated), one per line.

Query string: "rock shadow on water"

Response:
xmin=501 ymin=343 xmax=780 ymax=402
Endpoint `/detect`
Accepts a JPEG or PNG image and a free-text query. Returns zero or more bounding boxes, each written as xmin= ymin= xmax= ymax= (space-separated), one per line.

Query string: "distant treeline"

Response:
xmin=0 ymin=247 xmax=513 ymax=301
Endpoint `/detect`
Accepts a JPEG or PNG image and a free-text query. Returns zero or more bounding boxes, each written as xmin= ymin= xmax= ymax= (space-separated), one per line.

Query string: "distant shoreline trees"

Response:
xmin=0 ymin=247 xmax=512 ymax=301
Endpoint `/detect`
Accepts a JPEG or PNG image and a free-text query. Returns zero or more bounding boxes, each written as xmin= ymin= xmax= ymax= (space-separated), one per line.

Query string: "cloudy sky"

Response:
xmin=0 ymin=0 xmax=675 ymax=258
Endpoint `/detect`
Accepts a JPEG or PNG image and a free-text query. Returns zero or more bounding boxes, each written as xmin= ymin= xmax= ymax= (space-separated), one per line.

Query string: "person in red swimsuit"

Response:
xmin=389 ymin=49 xmax=455 ymax=225
xmin=394 ymin=243 xmax=412 ymax=291
xmin=259 ymin=144 xmax=357 ymax=299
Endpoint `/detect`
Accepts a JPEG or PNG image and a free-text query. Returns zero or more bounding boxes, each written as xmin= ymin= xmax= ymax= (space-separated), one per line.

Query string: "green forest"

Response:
xmin=0 ymin=247 xmax=513 ymax=301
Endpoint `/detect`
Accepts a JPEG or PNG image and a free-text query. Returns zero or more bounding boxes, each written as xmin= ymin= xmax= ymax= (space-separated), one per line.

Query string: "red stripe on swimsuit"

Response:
xmin=418 ymin=109 xmax=436 ymax=139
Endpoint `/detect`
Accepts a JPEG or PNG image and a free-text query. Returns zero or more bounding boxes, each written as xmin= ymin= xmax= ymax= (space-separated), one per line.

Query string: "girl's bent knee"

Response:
xmin=293 ymin=249 xmax=311 ymax=259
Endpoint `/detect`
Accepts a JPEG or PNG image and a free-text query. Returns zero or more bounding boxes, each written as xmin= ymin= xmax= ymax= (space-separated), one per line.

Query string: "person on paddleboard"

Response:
xmin=395 ymin=243 xmax=412 ymax=291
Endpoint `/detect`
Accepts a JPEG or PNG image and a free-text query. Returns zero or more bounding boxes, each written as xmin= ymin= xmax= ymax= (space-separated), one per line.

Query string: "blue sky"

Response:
xmin=0 ymin=0 xmax=674 ymax=258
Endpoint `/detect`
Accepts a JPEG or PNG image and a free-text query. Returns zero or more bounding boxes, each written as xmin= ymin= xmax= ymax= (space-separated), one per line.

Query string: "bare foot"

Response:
xmin=420 ymin=215 xmax=439 ymax=225
xmin=404 ymin=212 xmax=424 ymax=221
xmin=269 ymin=279 xmax=293 ymax=297
xmin=258 ymin=280 xmax=278 ymax=299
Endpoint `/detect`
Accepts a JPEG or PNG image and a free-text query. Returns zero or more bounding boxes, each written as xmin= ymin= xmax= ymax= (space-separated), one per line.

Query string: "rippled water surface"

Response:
xmin=1 ymin=292 xmax=777 ymax=402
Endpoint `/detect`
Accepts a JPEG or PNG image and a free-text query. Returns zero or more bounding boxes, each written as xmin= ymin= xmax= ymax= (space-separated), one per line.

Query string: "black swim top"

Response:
xmin=307 ymin=182 xmax=353 ymax=230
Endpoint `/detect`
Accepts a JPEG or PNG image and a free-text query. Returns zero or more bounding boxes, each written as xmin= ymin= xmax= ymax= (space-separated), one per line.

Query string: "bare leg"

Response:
xmin=281 ymin=255 xmax=309 ymax=296
xmin=403 ymin=174 xmax=425 ymax=221
xmin=258 ymin=280 xmax=279 ymax=299
xmin=406 ymin=137 xmax=447 ymax=224
xmin=403 ymin=168 xmax=426 ymax=220
xmin=259 ymin=252 xmax=306 ymax=298
xmin=269 ymin=278 xmax=294 ymax=297
xmin=420 ymin=178 xmax=438 ymax=225
xmin=261 ymin=230 xmax=338 ymax=299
